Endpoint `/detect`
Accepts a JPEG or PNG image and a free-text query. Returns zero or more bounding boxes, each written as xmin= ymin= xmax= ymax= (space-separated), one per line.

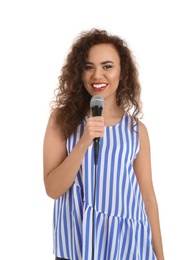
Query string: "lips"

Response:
xmin=92 ymin=83 xmax=107 ymax=91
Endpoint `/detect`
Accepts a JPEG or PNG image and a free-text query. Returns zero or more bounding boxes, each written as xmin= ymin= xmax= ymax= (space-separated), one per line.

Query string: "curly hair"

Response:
xmin=50 ymin=28 xmax=143 ymax=139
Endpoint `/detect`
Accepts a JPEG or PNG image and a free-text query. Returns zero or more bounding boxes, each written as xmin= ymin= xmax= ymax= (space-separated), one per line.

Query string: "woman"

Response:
xmin=43 ymin=28 xmax=165 ymax=260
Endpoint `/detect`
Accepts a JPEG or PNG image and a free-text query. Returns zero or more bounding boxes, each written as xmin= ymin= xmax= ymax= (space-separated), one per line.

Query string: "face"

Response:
xmin=82 ymin=43 xmax=121 ymax=102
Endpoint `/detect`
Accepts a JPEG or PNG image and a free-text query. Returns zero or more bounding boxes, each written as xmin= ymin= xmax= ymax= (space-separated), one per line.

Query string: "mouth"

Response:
xmin=92 ymin=83 xmax=107 ymax=91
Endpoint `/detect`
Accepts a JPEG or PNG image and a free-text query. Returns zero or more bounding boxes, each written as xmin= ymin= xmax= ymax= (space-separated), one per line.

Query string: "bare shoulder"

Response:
xmin=43 ymin=110 xmax=67 ymax=178
xmin=134 ymin=120 xmax=152 ymax=189
xmin=46 ymin=110 xmax=58 ymax=129
xmin=44 ymin=110 xmax=66 ymax=148
xmin=45 ymin=110 xmax=62 ymax=136
xmin=138 ymin=120 xmax=150 ymax=144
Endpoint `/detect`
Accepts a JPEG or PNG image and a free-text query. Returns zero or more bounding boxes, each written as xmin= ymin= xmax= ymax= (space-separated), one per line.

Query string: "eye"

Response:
xmin=103 ymin=65 xmax=113 ymax=69
xmin=85 ymin=65 xmax=94 ymax=71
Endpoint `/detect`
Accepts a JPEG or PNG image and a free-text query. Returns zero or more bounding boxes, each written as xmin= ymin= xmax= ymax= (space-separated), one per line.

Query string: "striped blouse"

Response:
xmin=53 ymin=113 xmax=156 ymax=260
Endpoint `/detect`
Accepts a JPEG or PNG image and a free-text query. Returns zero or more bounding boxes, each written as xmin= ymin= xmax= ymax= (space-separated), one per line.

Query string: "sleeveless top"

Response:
xmin=53 ymin=113 xmax=157 ymax=260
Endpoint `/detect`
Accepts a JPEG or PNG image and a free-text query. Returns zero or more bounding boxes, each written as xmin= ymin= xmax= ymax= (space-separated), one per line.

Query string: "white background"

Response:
xmin=0 ymin=0 xmax=196 ymax=259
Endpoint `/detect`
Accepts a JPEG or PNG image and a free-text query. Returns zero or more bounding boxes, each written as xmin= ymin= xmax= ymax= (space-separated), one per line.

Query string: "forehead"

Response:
xmin=87 ymin=43 xmax=120 ymax=62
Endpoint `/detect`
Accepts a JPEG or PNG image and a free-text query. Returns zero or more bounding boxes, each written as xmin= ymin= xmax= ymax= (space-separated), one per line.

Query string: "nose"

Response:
xmin=92 ymin=67 xmax=103 ymax=79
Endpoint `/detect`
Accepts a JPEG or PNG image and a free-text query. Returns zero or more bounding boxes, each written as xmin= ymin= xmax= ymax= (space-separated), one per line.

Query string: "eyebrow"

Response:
xmin=85 ymin=61 xmax=114 ymax=65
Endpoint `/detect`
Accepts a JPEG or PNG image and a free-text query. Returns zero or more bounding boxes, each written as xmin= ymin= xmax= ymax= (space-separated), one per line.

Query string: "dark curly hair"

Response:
xmin=50 ymin=28 xmax=143 ymax=139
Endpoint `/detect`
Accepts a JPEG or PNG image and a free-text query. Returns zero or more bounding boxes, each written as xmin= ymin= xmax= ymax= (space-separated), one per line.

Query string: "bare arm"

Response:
xmin=43 ymin=111 xmax=105 ymax=199
xmin=133 ymin=121 xmax=165 ymax=260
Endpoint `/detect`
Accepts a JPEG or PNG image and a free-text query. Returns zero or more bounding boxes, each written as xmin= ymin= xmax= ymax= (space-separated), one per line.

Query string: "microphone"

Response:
xmin=90 ymin=95 xmax=104 ymax=165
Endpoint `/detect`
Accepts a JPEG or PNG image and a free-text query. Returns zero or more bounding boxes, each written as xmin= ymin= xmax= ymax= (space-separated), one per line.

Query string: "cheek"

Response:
xmin=111 ymin=72 xmax=121 ymax=84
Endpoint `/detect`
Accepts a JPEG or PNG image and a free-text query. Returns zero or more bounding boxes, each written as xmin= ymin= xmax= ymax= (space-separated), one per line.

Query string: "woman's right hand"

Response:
xmin=80 ymin=116 xmax=105 ymax=147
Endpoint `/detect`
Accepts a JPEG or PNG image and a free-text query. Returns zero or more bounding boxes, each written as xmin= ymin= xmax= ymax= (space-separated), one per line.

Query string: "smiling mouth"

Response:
xmin=92 ymin=83 xmax=107 ymax=91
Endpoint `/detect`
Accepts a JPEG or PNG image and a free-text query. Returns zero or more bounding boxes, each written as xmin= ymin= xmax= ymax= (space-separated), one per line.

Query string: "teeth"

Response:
xmin=93 ymin=84 xmax=107 ymax=89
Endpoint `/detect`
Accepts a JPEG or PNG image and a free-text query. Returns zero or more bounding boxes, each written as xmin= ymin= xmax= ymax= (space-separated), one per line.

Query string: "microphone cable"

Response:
xmin=92 ymin=138 xmax=100 ymax=260
xmin=92 ymin=163 xmax=97 ymax=260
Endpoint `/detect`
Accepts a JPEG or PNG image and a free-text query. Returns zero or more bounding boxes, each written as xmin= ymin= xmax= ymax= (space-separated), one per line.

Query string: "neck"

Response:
xmin=102 ymin=107 xmax=124 ymax=126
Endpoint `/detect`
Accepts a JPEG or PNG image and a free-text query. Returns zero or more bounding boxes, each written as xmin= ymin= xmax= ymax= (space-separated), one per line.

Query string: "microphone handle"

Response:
xmin=93 ymin=138 xmax=100 ymax=165
xmin=92 ymin=105 xmax=103 ymax=165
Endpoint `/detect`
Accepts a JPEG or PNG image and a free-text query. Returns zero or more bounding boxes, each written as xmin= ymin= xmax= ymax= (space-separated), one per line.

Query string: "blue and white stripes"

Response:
xmin=53 ymin=113 xmax=156 ymax=259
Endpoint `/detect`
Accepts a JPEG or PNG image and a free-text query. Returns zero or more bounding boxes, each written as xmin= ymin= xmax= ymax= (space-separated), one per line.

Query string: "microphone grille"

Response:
xmin=90 ymin=95 xmax=104 ymax=108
